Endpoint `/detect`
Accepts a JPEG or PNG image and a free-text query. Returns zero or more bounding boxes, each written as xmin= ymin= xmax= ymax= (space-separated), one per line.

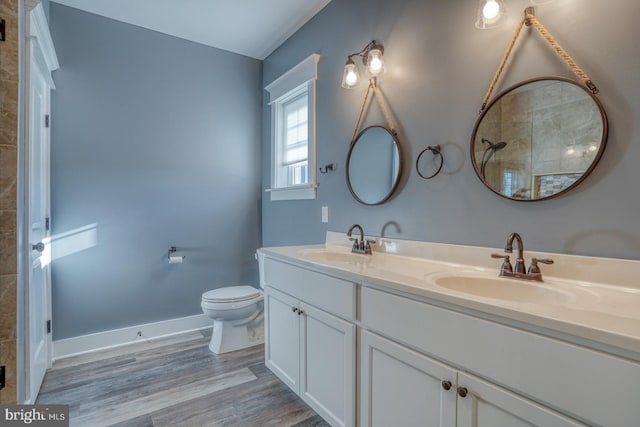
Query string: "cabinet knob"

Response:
xmin=298 ymin=310 xmax=304 ymax=316
xmin=457 ymin=387 xmax=468 ymax=398
xmin=441 ymin=380 xmax=452 ymax=391
xmin=292 ymin=307 xmax=298 ymax=313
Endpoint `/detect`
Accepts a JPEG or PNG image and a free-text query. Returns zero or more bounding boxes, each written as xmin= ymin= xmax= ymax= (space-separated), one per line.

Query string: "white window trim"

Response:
xmin=265 ymin=54 xmax=319 ymax=201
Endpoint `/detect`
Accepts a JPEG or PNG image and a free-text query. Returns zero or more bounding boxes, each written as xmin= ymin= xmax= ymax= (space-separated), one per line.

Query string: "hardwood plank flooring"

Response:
xmin=37 ymin=330 xmax=329 ymax=427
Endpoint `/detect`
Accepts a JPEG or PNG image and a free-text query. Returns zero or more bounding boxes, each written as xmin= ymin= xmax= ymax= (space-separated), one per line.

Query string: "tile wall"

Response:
xmin=0 ymin=0 xmax=19 ymax=405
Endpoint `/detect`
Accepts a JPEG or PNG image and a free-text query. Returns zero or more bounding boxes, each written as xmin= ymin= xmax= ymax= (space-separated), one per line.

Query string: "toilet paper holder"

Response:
xmin=168 ymin=246 xmax=186 ymax=261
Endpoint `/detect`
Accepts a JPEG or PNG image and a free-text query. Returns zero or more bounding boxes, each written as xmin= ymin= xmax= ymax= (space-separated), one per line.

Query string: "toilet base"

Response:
xmin=209 ymin=319 xmax=264 ymax=354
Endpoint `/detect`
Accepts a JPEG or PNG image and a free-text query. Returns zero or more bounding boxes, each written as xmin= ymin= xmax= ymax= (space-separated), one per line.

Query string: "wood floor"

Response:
xmin=36 ymin=330 xmax=330 ymax=427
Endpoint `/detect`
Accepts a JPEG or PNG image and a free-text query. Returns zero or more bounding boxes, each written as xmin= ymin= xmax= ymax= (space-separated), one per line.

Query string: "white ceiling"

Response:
xmin=50 ymin=0 xmax=332 ymax=59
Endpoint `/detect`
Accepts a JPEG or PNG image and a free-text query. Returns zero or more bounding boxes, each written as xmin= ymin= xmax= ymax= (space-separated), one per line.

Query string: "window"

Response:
xmin=265 ymin=54 xmax=319 ymax=201
xmin=278 ymin=89 xmax=308 ymax=187
xmin=502 ymin=170 xmax=513 ymax=197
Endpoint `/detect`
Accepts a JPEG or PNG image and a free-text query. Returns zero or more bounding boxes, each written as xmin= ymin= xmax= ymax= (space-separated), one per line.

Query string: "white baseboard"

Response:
xmin=53 ymin=314 xmax=212 ymax=361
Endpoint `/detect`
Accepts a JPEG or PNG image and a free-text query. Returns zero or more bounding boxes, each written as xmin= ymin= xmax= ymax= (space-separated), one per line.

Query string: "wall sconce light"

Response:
xmin=341 ymin=40 xmax=385 ymax=89
xmin=475 ymin=0 xmax=506 ymax=29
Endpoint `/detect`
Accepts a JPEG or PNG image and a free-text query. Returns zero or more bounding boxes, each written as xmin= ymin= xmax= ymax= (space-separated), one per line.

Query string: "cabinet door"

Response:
xmin=457 ymin=372 xmax=586 ymax=427
xmin=360 ymin=330 xmax=457 ymax=427
xmin=300 ymin=302 xmax=356 ymax=427
xmin=264 ymin=286 xmax=300 ymax=391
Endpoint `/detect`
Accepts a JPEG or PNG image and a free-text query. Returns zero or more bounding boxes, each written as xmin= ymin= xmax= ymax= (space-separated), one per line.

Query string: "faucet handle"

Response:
xmin=349 ymin=237 xmax=359 ymax=249
xmin=364 ymin=239 xmax=376 ymax=254
xmin=491 ymin=253 xmax=513 ymax=274
xmin=527 ymin=258 xmax=553 ymax=280
xmin=528 ymin=257 xmax=554 ymax=273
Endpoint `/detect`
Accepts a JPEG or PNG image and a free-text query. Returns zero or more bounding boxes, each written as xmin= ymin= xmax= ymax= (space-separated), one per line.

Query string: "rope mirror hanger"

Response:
xmin=350 ymin=78 xmax=396 ymax=142
xmin=480 ymin=6 xmax=599 ymax=114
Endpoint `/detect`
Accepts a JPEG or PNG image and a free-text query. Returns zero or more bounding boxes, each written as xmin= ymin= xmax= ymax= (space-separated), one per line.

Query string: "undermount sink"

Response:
xmin=302 ymin=249 xmax=373 ymax=265
xmin=427 ymin=271 xmax=582 ymax=305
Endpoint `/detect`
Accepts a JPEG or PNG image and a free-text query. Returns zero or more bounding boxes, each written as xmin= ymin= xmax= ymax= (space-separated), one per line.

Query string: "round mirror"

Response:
xmin=347 ymin=125 xmax=403 ymax=205
xmin=471 ymin=77 xmax=608 ymax=201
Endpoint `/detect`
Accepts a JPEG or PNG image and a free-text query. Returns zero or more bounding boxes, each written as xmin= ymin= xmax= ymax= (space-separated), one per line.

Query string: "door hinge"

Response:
xmin=47 ymin=320 xmax=52 ymax=334
xmin=45 ymin=114 xmax=50 ymax=128
xmin=45 ymin=216 xmax=50 ymax=231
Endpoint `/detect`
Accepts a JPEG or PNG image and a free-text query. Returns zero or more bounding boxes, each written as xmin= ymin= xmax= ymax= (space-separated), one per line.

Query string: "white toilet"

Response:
xmin=201 ymin=285 xmax=264 ymax=354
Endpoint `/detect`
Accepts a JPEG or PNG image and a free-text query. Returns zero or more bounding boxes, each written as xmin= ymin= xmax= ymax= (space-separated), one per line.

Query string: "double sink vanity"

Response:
xmin=257 ymin=230 xmax=640 ymax=427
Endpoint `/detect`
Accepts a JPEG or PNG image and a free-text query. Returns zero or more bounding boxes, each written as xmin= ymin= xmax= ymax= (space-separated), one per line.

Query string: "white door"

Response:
xmin=264 ymin=287 xmax=300 ymax=391
xmin=299 ymin=302 xmax=355 ymax=427
xmin=27 ymin=41 xmax=52 ymax=402
xmin=457 ymin=372 xmax=586 ymax=427
xmin=360 ymin=330 xmax=457 ymax=427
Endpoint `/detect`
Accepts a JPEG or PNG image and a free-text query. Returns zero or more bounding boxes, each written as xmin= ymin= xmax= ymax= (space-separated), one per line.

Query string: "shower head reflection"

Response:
xmin=480 ymin=138 xmax=508 ymax=178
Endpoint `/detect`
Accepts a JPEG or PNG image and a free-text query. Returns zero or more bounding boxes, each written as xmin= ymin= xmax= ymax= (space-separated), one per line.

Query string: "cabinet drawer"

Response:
xmin=264 ymin=258 xmax=356 ymax=320
xmin=361 ymin=286 xmax=640 ymax=427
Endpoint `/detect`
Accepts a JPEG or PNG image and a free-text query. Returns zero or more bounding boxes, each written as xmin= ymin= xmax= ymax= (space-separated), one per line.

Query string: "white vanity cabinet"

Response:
xmin=360 ymin=330 xmax=457 ymax=426
xmin=361 ymin=330 xmax=583 ymax=427
xmin=263 ymin=258 xmax=356 ymax=427
xmin=263 ymin=287 xmax=300 ymax=391
xmin=360 ymin=286 xmax=640 ymax=427
xmin=259 ymin=244 xmax=640 ymax=427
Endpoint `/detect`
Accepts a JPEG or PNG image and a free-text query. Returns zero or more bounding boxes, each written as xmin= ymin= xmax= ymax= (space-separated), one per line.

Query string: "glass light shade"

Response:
xmin=366 ymin=48 xmax=385 ymax=76
xmin=475 ymin=0 xmax=506 ymax=29
xmin=341 ymin=61 xmax=360 ymax=89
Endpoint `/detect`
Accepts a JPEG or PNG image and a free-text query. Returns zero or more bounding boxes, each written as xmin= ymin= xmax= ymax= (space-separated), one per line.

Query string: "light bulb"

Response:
xmin=345 ymin=68 xmax=358 ymax=86
xmin=475 ymin=0 xmax=505 ymax=29
xmin=483 ymin=0 xmax=500 ymax=19
xmin=366 ymin=48 xmax=385 ymax=76
xmin=341 ymin=61 xmax=360 ymax=89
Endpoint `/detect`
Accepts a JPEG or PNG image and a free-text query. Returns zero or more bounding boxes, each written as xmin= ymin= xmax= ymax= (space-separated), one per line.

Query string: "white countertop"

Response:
xmin=258 ymin=232 xmax=640 ymax=358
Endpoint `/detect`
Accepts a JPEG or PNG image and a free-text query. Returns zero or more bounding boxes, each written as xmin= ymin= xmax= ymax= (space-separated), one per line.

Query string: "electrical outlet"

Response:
xmin=321 ymin=206 xmax=329 ymax=223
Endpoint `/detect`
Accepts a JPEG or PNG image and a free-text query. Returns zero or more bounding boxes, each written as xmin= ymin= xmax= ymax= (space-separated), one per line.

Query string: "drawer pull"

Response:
xmin=298 ymin=310 xmax=305 ymax=316
xmin=441 ymin=380 xmax=452 ymax=391
xmin=457 ymin=387 xmax=468 ymax=398
xmin=292 ymin=307 xmax=298 ymax=313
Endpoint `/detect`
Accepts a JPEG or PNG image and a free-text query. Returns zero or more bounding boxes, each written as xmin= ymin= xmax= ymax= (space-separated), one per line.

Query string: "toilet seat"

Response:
xmin=202 ymin=286 xmax=261 ymax=303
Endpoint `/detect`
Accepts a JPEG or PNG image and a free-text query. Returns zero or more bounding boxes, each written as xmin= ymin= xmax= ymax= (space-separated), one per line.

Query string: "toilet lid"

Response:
xmin=202 ymin=286 xmax=261 ymax=303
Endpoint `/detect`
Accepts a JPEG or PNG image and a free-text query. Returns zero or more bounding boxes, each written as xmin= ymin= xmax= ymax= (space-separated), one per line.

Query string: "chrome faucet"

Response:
xmin=491 ymin=232 xmax=554 ymax=282
xmin=347 ymin=224 xmax=375 ymax=255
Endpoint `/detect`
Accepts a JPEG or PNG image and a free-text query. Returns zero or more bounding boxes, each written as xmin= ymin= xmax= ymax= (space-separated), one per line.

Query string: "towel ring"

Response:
xmin=416 ymin=145 xmax=443 ymax=180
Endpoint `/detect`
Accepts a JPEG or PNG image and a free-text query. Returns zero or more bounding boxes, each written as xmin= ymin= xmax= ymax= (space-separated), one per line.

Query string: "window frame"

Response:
xmin=265 ymin=54 xmax=319 ymax=201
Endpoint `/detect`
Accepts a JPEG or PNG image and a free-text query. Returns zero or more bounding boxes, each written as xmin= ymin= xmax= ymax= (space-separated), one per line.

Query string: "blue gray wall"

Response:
xmin=262 ymin=0 xmax=640 ymax=260
xmin=50 ymin=4 xmax=262 ymax=340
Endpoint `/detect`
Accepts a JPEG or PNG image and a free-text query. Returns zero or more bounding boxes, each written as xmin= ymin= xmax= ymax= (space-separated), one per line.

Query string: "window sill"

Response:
xmin=266 ymin=184 xmax=317 ymax=201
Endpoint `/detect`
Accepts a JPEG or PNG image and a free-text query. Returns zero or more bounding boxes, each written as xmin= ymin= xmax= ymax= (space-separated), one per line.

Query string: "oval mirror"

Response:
xmin=471 ymin=77 xmax=608 ymax=201
xmin=347 ymin=125 xmax=403 ymax=205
